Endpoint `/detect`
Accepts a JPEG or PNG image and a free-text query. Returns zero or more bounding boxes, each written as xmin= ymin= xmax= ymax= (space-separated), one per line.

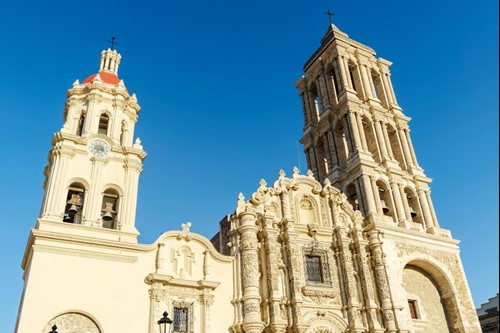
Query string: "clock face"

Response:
xmin=89 ymin=140 xmax=111 ymax=158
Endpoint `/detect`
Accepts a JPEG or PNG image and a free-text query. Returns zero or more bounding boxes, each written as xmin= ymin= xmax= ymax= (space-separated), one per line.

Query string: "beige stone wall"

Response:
xmin=403 ymin=265 xmax=450 ymax=333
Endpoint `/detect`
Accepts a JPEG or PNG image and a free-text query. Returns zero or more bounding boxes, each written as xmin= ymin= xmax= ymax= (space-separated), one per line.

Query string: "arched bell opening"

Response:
xmin=101 ymin=188 xmax=119 ymax=229
xmin=63 ymin=183 xmax=86 ymax=224
xmin=404 ymin=187 xmax=423 ymax=224
xmin=376 ymin=180 xmax=394 ymax=219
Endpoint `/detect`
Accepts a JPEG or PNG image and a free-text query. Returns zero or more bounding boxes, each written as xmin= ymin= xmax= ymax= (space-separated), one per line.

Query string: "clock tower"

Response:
xmin=37 ymin=48 xmax=146 ymax=242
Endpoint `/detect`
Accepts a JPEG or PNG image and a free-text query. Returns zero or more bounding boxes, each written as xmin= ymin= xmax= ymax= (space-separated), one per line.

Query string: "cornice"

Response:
xmin=364 ymin=222 xmax=458 ymax=248
xmin=145 ymin=273 xmax=221 ymax=290
xmin=32 ymin=244 xmax=138 ymax=263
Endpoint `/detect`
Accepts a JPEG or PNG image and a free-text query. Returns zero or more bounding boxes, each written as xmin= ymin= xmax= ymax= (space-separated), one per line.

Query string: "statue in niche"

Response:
xmin=172 ymin=246 xmax=195 ymax=279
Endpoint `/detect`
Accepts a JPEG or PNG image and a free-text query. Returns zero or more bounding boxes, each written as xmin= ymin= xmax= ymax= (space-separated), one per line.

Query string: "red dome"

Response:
xmin=82 ymin=71 xmax=120 ymax=85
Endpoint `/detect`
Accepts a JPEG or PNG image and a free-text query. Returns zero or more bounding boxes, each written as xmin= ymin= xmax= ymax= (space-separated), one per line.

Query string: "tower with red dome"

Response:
xmin=36 ymin=48 xmax=146 ymax=242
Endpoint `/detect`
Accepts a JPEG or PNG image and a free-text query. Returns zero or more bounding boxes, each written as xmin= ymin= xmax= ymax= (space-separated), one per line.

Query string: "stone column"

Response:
xmin=353 ymin=225 xmax=383 ymax=331
xmin=335 ymin=226 xmax=364 ymax=330
xmin=317 ymin=70 xmax=331 ymax=111
xmin=238 ymin=211 xmax=264 ymax=333
xmin=308 ymin=147 xmax=319 ymax=179
xmin=380 ymin=71 xmax=395 ymax=105
xmin=367 ymin=230 xmax=397 ymax=332
xmin=381 ymin=123 xmax=395 ymax=160
xmin=370 ymin=176 xmax=382 ymax=214
xmin=323 ymin=133 xmax=334 ymax=173
xmin=398 ymin=184 xmax=412 ymax=221
xmin=121 ymin=156 xmax=142 ymax=232
xmin=385 ymin=72 xmax=398 ymax=105
xmin=361 ymin=175 xmax=376 ymax=215
xmin=390 ymin=181 xmax=406 ymax=223
xmin=426 ymin=190 xmax=440 ymax=227
xmin=338 ymin=54 xmax=351 ymax=90
xmin=41 ymin=145 xmax=75 ymax=221
xmin=374 ymin=121 xmax=389 ymax=159
xmin=359 ymin=62 xmax=373 ymax=100
xmin=405 ymin=129 xmax=420 ymax=167
xmin=347 ymin=112 xmax=363 ymax=153
xmin=327 ymin=131 xmax=340 ymax=170
xmin=418 ymin=189 xmax=435 ymax=229
xmin=398 ymin=128 xmax=414 ymax=167
xmin=262 ymin=220 xmax=287 ymax=332
xmin=148 ymin=283 xmax=166 ymax=333
xmin=86 ymin=157 xmax=108 ymax=225
xmin=355 ymin=112 xmax=369 ymax=152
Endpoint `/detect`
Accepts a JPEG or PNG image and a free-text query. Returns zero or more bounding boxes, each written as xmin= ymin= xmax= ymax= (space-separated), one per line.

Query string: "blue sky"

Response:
xmin=0 ymin=0 xmax=498 ymax=331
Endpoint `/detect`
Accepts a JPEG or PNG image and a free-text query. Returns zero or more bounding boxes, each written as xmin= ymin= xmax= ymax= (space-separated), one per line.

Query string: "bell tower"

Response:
xmin=38 ymin=48 xmax=146 ymax=242
xmin=296 ymin=21 xmax=443 ymax=234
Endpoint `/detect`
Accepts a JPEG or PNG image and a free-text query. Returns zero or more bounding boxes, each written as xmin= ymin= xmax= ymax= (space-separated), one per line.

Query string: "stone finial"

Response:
xmin=292 ymin=167 xmax=300 ymax=176
xmin=237 ymin=193 xmax=245 ymax=206
xmin=177 ymin=222 xmax=192 ymax=241
xmin=259 ymin=179 xmax=267 ymax=192
xmin=324 ymin=178 xmax=331 ymax=186
xmin=133 ymin=137 xmax=142 ymax=149
xmin=278 ymin=169 xmax=286 ymax=179
xmin=181 ymin=222 xmax=191 ymax=233
xmin=72 ymin=79 xmax=79 ymax=86
xmin=307 ymin=169 xmax=314 ymax=178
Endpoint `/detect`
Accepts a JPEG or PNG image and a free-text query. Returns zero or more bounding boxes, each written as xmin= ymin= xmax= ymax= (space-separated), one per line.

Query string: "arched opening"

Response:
xmin=98 ymin=114 xmax=110 ymax=135
xmin=63 ymin=183 xmax=85 ymax=224
xmin=327 ymin=61 xmax=342 ymax=103
xmin=404 ymin=187 xmax=423 ymax=224
xmin=101 ymin=188 xmax=119 ymax=229
xmin=43 ymin=312 xmax=101 ymax=333
xmin=77 ymin=114 xmax=85 ymax=136
xmin=376 ymin=180 xmax=394 ymax=219
xmin=345 ymin=183 xmax=359 ymax=211
xmin=347 ymin=61 xmax=362 ymax=99
xmin=309 ymin=83 xmax=322 ymax=117
xmin=402 ymin=264 xmax=452 ymax=332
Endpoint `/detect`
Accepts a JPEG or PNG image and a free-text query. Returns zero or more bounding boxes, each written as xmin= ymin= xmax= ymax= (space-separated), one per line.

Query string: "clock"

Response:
xmin=89 ymin=140 xmax=111 ymax=158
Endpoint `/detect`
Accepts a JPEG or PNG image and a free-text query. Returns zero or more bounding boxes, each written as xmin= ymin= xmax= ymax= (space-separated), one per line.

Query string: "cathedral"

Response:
xmin=15 ymin=20 xmax=482 ymax=333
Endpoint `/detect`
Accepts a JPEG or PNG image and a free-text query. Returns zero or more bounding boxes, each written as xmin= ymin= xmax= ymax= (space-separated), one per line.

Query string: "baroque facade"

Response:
xmin=15 ymin=21 xmax=481 ymax=333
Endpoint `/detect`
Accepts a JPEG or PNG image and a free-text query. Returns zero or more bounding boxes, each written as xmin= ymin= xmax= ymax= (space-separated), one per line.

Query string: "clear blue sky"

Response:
xmin=0 ymin=0 xmax=498 ymax=331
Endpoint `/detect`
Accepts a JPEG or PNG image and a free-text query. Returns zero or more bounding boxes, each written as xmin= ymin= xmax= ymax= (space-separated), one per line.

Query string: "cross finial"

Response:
xmin=324 ymin=10 xmax=334 ymax=24
xmin=107 ymin=36 xmax=119 ymax=50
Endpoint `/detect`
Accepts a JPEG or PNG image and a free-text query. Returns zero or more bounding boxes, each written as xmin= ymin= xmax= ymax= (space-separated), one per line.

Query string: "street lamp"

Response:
xmin=157 ymin=311 xmax=173 ymax=333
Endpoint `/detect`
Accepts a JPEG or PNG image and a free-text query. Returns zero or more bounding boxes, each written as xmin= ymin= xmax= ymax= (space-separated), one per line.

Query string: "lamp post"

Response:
xmin=157 ymin=311 xmax=173 ymax=333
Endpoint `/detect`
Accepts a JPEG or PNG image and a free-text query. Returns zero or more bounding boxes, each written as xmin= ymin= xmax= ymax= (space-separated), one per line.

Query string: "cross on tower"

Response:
xmin=107 ymin=36 xmax=119 ymax=50
xmin=324 ymin=10 xmax=334 ymax=24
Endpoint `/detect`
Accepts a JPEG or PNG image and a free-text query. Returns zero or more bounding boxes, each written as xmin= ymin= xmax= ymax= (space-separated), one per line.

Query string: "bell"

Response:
xmin=380 ymin=199 xmax=389 ymax=213
xmin=68 ymin=204 xmax=78 ymax=213
xmin=102 ymin=211 xmax=114 ymax=222
xmin=409 ymin=207 xmax=417 ymax=218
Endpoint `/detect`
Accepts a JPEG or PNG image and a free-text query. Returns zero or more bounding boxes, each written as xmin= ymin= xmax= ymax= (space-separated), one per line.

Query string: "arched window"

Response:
xmin=64 ymin=183 xmax=86 ymax=224
xmin=101 ymin=188 xmax=119 ymax=229
xmin=77 ymin=114 xmax=85 ymax=136
xmin=98 ymin=114 xmax=109 ymax=135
